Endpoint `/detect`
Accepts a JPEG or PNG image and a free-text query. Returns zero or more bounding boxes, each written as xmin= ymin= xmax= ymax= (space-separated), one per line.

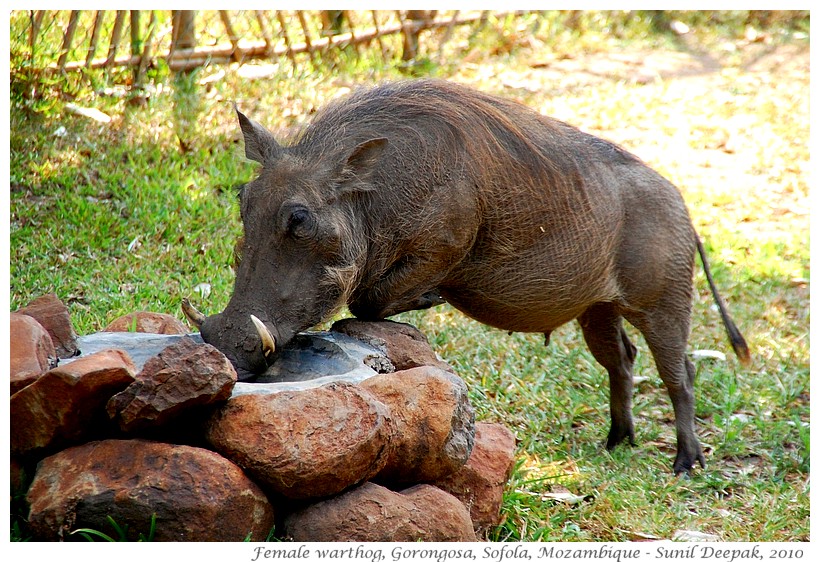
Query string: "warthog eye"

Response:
xmin=286 ymin=207 xmax=314 ymax=239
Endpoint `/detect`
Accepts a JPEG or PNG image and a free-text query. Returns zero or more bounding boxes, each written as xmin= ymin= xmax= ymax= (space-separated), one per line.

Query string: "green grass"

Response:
xmin=71 ymin=514 xmax=157 ymax=542
xmin=10 ymin=13 xmax=809 ymax=542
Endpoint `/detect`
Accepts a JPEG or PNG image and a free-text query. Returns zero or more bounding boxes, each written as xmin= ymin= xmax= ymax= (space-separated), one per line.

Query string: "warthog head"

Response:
xmin=184 ymin=108 xmax=387 ymax=378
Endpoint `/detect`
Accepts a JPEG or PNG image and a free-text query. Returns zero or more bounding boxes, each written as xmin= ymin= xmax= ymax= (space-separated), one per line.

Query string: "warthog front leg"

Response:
xmin=348 ymin=256 xmax=449 ymax=320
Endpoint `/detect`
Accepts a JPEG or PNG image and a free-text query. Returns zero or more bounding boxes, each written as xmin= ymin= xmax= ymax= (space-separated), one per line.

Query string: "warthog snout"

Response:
xmin=183 ymin=298 xmax=278 ymax=379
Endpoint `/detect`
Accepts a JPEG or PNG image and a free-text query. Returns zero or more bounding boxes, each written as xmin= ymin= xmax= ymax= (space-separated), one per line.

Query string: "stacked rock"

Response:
xmin=10 ymin=294 xmax=517 ymax=542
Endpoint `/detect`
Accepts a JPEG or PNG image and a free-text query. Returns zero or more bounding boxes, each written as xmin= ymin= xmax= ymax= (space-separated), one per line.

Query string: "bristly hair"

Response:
xmin=319 ymin=204 xmax=369 ymax=310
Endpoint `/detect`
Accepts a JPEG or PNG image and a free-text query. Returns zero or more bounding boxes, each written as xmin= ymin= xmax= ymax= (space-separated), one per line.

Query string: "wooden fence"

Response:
xmin=12 ymin=10 xmax=527 ymax=79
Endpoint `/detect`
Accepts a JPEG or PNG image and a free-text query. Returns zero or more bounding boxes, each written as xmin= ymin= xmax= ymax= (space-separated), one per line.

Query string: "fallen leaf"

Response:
xmin=127 ymin=236 xmax=141 ymax=253
xmin=237 ymin=64 xmax=280 ymax=80
xmin=541 ymin=491 xmax=593 ymax=505
xmin=194 ymin=283 xmax=212 ymax=299
xmin=670 ymin=21 xmax=690 ymax=35
xmin=199 ymin=69 xmax=226 ymax=85
xmin=65 ymin=103 xmax=112 ymax=123
xmin=690 ymin=349 xmax=727 ymax=361
xmin=672 ymin=529 xmax=720 ymax=542
xmin=618 ymin=529 xmax=663 ymax=541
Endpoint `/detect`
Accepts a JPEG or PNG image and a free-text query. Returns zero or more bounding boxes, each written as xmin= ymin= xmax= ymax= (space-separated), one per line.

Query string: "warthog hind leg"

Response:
xmin=624 ymin=293 xmax=705 ymax=475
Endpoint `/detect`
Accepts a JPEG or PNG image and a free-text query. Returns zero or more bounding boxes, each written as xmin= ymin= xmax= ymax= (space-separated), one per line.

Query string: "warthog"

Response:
xmin=185 ymin=79 xmax=750 ymax=474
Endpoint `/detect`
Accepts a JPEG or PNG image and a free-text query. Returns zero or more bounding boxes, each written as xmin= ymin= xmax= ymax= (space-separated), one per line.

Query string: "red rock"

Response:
xmin=104 ymin=311 xmax=189 ymax=335
xmin=361 ymin=366 xmax=475 ymax=485
xmin=26 ymin=439 xmax=275 ymax=541
xmin=17 ymin=293 xmax=79 ymax=359
xmin=435 ymin=422 xmax=517 ymax=533
xmin=10 ymin=313 xmax=57 ymax=394
xmin=206 ymin=382 xmax=395 ymax=499
xmin=10 ymin=349 xmax=136 ymax=458
xmin=107 ymin=338 xmax=236 ymax=432
xmin=284 ymin=481 xmax=476 ymax=542
xmin=331 ymin=318 xmax=452 ymax=371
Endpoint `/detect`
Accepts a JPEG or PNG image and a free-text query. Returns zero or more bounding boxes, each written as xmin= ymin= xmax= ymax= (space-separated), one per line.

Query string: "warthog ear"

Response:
xmin=235 ymin=104 xmax=283 ymax=166
xmin=335 ymin=137 xmax=388 ymax=192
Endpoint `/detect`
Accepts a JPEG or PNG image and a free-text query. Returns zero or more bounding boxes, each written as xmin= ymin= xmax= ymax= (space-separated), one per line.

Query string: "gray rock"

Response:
xmin=65 ymin=332 xmax=204 ymax=372
xmin=233 ymin=331 xmax=392 ymax=396
xmin=66 ymin=331 xmax=392 ymax=396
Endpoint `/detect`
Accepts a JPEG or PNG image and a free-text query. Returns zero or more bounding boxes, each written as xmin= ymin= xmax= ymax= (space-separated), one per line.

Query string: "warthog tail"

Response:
xmin=696 ymin=236 xmax=752 ymax=366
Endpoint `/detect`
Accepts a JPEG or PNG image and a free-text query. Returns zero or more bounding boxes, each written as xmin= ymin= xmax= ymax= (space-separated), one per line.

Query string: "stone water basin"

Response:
xmin=60 ymin=320 xmax=475 ymax=501
xmin=65 ymin=330 xmax=393 ymax=396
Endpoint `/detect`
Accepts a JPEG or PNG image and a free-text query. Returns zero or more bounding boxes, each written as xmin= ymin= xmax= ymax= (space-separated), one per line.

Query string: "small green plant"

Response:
xmin=242 ymin=526 xmax=279 ymax=542
xmin=10 ymin=465 xmax=32 ymax=542
xmin=71 ymin=513 xmax=157 ymax=542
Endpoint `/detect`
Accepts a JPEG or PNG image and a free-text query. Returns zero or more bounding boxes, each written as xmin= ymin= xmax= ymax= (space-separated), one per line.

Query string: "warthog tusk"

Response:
xmin=250 ymin=314 xmax=276 ymax=358
xmin=181 ymin=298 xmax=205 ymax=329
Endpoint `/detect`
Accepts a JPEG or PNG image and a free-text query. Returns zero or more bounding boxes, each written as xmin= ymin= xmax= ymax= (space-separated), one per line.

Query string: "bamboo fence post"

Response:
xmin=255 ymin=10 xmax=273 ymax=56
xmin=57 ymin=10 xmax=81 ymax=72
xmin=437 ymin=10 xmax=461 ymax=62
xmin=130 ymin=11 xmax=142 ymax=56
xmin=471 ymin=10 xmax=491 ymax=40
xmin=370 ymin=10 xmax=388 ymax=61
xmin=171 ymin=11 xmax=197 ymax=54
xmin=296 ymin=11 xmax=319 ymax=63
xmin=395 ymin=10 xmax=408 ymax=59
xmin=441 ymin=11 xmax=461 ymax=46
xmin=30 ymin=10 xmax=46 ymax=59
xmin=345 ymin=11 xmax=361 ymax=57
xmin=169 ymin=11 xmax=196 ymax=73
xmin=321 ymin=10 xmax=345 ymax=35
xmin=219 ymin=10 xmax=241 ymax=62
xmin=85 ymin=11 xmax=105 ymax=68
xmin=401 ymin=10 xmax=430 ymax=61
xmin=135 ymin=10 xmax=157 ymax=85
xmin=275 ymin=11 xmax=296 ymax=66
xmin=130 ymin=11 xmax=143 ymax=84
xmin=105 ymin=10 xmax=126 ymax=68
